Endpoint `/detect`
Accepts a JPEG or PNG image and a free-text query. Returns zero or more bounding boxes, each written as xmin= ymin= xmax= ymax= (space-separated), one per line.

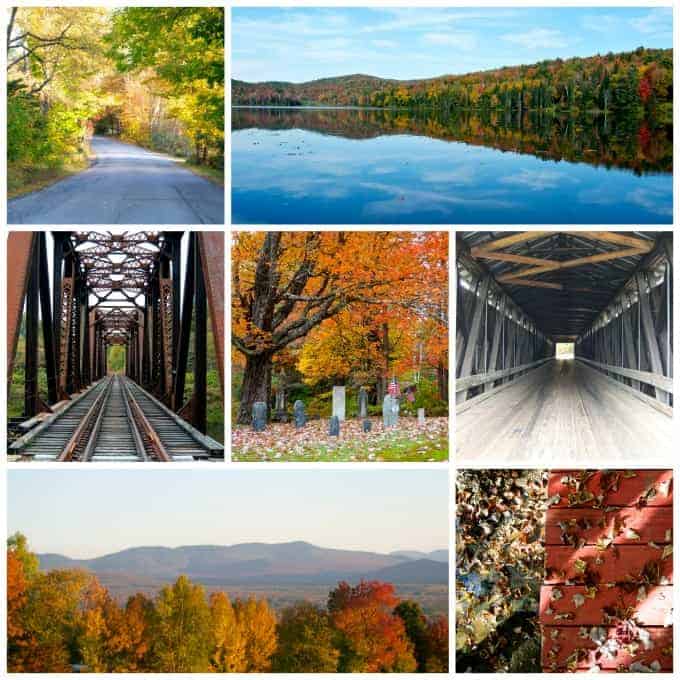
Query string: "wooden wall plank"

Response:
xmin=545 ymin=507 xmax=672 ymax=546
xmin=540 ymin=585 xmax=672 ymax=626
xmin=542 ymin=626 xmax=672 ymax=671
xmin=545 ymin=545 xmax=673 ymax=584
xmin=548 ymin=470 xmax=673 ymax=508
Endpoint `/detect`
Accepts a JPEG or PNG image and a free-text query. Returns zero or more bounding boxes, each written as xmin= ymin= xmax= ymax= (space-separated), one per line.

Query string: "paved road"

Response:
xmin=8 ymin=136 xmax=224 ymax=224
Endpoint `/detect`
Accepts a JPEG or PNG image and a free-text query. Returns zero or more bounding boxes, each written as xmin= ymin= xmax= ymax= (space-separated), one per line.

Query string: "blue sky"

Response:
xmin=232 ymin=7 xmax=673 ymax=82
xmin=8 ymin=469 xmax=448 ymax=558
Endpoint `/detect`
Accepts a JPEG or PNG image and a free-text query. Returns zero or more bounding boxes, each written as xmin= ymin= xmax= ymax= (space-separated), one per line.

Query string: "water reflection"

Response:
xmin=233 ymin=107 xmax=672 ymax=176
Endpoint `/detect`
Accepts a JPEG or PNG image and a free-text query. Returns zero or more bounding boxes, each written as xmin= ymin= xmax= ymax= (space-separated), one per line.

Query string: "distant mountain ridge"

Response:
xmin=37 ymin=541 xmax=448 ymax=586
xmin=232 ymin=47 xmax=673 ymax=110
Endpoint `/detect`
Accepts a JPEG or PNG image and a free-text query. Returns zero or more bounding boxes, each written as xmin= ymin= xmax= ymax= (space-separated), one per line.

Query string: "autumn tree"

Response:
xmin=7 ymin=550 xmax=28 ymax=669
xmin=394 ymin=600 xmax=430 ymax=672
xmin=425 ymin=615 xmax=449 ymax=672
xmin=7 ymin=7 xmax=111 ymax=191
xmin=120 ymin=593 xmax=156 ymax=671
xmin=150 ymin=575 xmax=212 ymax=672
xmin=232 ymin=231 xmax=447 ymax=423
xmin=210 ymin=591 xmax=246 ymax=671
xmin=78 ymin=577 xmax=128 ymax=671
xmin=272 ymin=602 xmax=340 ymax=672
xmin=234 ymin=597 xmax=278 ymax=672
xmin=328 ymin=580 xmax=417 ymax=672
xmin=107 ymin=7 xmax=224 ymax=166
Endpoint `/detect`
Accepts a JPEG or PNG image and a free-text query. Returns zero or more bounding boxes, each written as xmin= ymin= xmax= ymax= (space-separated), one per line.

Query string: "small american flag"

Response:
xmin=388 ymin=378 xmax=400 ymax=397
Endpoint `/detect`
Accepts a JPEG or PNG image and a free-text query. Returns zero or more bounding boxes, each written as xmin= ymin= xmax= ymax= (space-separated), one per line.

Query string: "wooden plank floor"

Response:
xmin=456 ymin=360 xmax=673 ymax=463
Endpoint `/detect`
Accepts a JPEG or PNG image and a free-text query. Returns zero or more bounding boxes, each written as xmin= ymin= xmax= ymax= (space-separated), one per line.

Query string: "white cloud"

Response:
xmin=372 ymin=39 xmax=398 ymax=49
xmin=423 ymin=32 xmax=478 ymax=51
xmin=629 ymin=9 xmax=672 ymax=36
xmin=580 ymin=14 xmax=622 ymax=34
xmin=501 ymin=28 xmax=569 ymax=50
xmin=500 ymin=169 xmax=571 ymax=191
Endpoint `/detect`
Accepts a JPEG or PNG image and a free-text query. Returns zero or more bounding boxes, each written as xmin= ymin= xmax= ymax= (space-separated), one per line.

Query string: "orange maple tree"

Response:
xmin=232 ymin=231 xmax=447 ymax=423
xmin=328 ymin=580 xmax=417 ymax=672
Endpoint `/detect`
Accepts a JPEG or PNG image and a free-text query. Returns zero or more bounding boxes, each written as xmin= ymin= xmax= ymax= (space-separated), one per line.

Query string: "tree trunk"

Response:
xmin=438 ymin=360 xmax=448 ymax=402
xmin=381 ymin=322 xmax=390 ymax=396
xmin=237 ymin=352 xmax=273 ymax=424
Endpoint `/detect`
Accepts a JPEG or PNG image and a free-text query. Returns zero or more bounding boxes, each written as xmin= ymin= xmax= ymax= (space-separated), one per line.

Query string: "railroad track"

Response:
xmin=9 ymin=375 xmax=223 ymax=462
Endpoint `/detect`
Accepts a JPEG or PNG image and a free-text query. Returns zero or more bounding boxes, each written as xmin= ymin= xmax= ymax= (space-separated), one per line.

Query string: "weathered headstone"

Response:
xmin=294 ymin=400 xmax=306 ymax=428
xmin=417 ymin=408 xmax=425 ymax=426
xmin=274 ymin=389 xmax=287 ymax=422
xmin=252 ymin=401 xmax=267 ymax=432
xmin=363 ymin=419 xmax=372 ymax=433
xmin=332 ymin=385 xmax=346 ymax=421
xmin=382 ymin=394 xmax=400 ymax=428
xmin=329 ymin=415 xmax=340 ymax=437
xmin=358 ymin=387 xmax=368 ymax=418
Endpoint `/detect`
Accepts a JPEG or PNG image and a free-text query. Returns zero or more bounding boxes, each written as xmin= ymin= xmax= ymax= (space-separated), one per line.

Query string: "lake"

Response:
xmin=231 ymin=107 xmax=672 ymax=224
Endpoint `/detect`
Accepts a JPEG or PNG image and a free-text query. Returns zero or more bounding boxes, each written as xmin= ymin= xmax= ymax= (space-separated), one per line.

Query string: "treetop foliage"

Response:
xmin=8 ymin=534 xmax=448 ymax=673
xmin=233 ymin=47 xmax=672 ymax=117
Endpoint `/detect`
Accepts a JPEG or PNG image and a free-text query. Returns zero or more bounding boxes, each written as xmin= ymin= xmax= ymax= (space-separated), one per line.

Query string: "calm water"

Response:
xmin=232 ymin=108 xmax=672 ymax=225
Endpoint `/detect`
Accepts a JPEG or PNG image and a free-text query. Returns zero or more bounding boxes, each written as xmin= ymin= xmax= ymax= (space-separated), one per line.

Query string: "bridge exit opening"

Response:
xmin=106 ymin=345 xmax=126 ymax=375
xmin=555 ymin=342 xmax=574 ymax=360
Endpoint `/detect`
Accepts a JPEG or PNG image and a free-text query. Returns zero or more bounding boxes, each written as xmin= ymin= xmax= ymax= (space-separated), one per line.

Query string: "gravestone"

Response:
xmin=329 ymin=415 xmax=340 ymax=437
xmin=382 ymin=394 xmax=400 ymax=428
xmin=417 ymin=408 xmax=425 ymax=426
xmin=358 ymin=387 xmax=368 ymax=418
xmin=252 ymin=401 xmax=267 ymax=432
xmin=363 ymin=419 xmax=372 ymax=433
xmin=332 ymin=385 xmax=346 ymax=421
xmin=294 ymin=400 xmax=306 ymax=428
xmin=274 ymin=389 xmax=287 ymax=422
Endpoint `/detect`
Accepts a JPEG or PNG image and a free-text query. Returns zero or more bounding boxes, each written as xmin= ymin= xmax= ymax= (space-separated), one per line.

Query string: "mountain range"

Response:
xmin=38 ymin=541 xmax=448 ymax=586
xmin=232 ymin=47 xmax=673 ymax=109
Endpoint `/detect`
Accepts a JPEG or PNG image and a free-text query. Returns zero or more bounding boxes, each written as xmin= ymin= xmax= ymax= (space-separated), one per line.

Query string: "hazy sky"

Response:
xmin=232 ymin=7 xmax=673 ymax=83
xmin=8 ymin=469 xmax=448 ymax=558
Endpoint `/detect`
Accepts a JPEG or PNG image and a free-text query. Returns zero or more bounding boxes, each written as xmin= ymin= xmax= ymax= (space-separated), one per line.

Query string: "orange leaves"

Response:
xmin=232 ymin=230 xmax=448 ymax=355
xmin=329 ymin=580 xmax=417 ymax=672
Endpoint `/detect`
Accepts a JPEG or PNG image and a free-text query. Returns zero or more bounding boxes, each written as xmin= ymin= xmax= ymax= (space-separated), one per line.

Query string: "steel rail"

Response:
xmin=57 ymin=377 xmax=113 ymax=461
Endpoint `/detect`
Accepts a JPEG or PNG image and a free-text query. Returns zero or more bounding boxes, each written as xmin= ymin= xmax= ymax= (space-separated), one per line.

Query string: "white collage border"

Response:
xmin=0 ymin=1 xmax=678 ymax=678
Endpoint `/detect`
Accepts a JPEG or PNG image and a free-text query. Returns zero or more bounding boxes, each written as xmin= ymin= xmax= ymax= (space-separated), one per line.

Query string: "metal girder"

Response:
xmin=198 ymin=232 xmax=225 ymax=394
xmin=7 ymin=232 xmax=35 ymax=394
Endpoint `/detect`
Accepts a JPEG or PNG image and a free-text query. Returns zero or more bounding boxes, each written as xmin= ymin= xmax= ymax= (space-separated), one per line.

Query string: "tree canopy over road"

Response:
xmin=7 ymin=7 xmax=224 ymax=196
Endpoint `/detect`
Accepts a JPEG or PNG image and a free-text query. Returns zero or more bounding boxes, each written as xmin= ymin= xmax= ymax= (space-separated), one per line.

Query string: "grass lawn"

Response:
xmin=232 ymin=416 xmax=448 ymax=462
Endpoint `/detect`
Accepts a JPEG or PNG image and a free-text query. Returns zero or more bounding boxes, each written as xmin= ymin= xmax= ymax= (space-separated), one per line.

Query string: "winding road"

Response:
xmin=8 ymin=136 xmax=224 ymax=224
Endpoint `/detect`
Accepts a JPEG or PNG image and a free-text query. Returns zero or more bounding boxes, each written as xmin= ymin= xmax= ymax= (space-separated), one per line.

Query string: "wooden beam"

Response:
xmin=471 ymin=250 xmax=558 ymax=267
xmin=504 ymin=278 xmax=564 ymax=290
xmin=470 ymin=231 xmax=549 ymax=254
xmin=575 ymin=231 xmax=655 ymax=252
xmin=456 ymin=275 xmax=491 ymax=401
xmin=498 ymin=247 xmax=647 ymax=281
xmin=456 ymin=357 xmax=551 ymax=392
xmin=576 ymin=356 xmax=673 ymax=394
xmin=637 ymin=272 xmax=669 ymax=404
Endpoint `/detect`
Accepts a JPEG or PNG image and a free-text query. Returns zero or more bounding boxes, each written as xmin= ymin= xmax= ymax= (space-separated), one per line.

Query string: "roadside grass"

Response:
xmin=175 ymin=160 xmax=224 ymax=186
xmin=8 ymin=155 xmax=90 ymax=199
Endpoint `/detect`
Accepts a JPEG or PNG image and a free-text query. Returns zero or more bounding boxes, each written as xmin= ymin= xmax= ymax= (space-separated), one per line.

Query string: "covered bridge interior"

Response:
xmin=456 ymin=231 xmax=673 ymax=463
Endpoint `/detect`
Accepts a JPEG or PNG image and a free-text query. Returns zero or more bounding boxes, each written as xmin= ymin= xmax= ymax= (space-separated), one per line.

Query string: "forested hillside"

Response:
xmin=7 ymin=8 xmax=224 ymax=196
xmin=8 ymin=534 xmax=448 ymax=673
xmin=233 ymin=47 xmax=672 ymax=119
